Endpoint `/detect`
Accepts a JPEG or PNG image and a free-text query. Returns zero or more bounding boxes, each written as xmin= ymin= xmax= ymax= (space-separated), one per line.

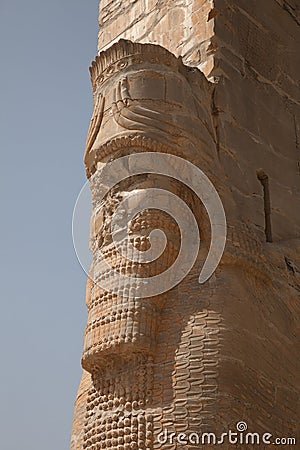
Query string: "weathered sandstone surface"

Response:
xmin=71 ymin=1 xmax=300 ymax=449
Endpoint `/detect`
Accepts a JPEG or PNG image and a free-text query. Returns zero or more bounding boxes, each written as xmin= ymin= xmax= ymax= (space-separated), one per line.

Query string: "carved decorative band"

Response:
xmin=86 ymin=133 xmax=184 ymax=177
xmin=90 ymin=39 xmax=189 ymax=92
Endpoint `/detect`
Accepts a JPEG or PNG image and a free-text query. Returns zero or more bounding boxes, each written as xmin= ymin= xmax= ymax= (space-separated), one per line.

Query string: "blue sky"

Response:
xmin=0 ymin=1 xmax=100 ymax=448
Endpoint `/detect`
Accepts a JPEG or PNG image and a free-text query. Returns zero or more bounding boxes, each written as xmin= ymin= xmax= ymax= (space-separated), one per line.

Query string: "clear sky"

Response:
xmin=0 ymin=1 xmax=100 ymax=449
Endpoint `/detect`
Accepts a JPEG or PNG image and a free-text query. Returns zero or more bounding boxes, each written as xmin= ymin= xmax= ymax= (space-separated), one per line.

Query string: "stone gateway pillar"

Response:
xmin=71 ymin=1 xmax=300 ymax=449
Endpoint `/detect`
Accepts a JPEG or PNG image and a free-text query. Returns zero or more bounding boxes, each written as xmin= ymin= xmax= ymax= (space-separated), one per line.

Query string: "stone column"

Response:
xmin=71 ymin=38 xmax=222 ymax=450
xmin=71 ymin=1 xmax=300 ymax=449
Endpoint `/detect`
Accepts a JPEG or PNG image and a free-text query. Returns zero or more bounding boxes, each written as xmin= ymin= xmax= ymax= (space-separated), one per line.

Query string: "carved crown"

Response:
xmin=89 ymin=39 xmax=189 ymax=92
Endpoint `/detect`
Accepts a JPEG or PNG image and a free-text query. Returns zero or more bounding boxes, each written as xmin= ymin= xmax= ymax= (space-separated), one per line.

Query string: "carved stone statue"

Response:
xmin=71 ymin=2 xmax=300 ymax=447
xmin=72 ymin=40 xmax=225 ymax=450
